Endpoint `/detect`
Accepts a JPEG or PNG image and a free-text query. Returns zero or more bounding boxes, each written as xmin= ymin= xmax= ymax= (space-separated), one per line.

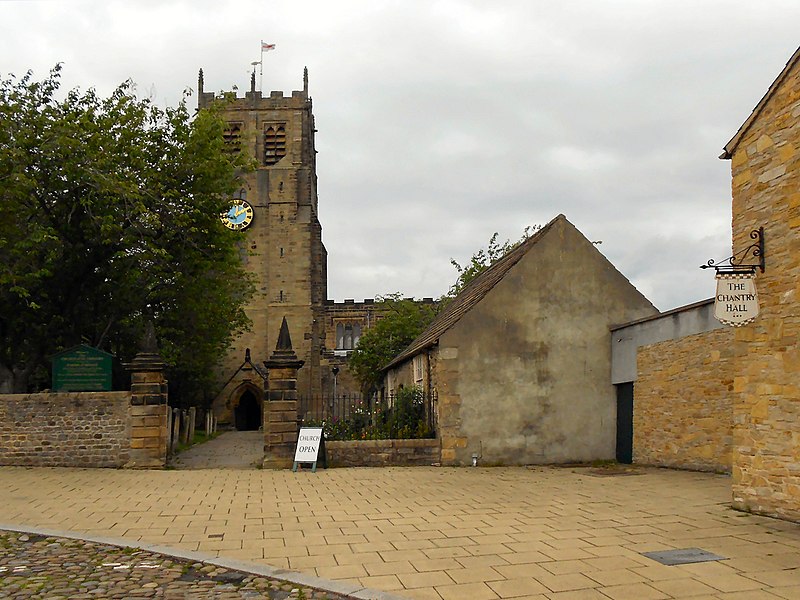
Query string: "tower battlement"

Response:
xmin=197 ymin=68 xmax=310 ymax=110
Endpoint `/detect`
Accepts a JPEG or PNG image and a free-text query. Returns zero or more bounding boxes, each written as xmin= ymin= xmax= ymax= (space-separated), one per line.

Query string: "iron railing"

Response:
xmin=298 ymin=390 xmax=437 ymax=440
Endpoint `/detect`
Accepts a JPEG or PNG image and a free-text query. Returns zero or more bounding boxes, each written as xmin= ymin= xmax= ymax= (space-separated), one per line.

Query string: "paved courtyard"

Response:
xmin=2 ymin=463 xmax=800 ymax=599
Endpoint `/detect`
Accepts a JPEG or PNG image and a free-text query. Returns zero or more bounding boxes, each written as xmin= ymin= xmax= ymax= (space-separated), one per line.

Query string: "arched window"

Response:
xmin=264 ymin=125 xmax=286 ymax=165
xmin=336 ymin=323 xmax=344 ymax=349
xmin=223 ymin=122 xmax=243 ymax=154
xmin=344 ymin=324 xmax=353 ymax=350
xmin=335 ymin=321 xmax=362 ymax=351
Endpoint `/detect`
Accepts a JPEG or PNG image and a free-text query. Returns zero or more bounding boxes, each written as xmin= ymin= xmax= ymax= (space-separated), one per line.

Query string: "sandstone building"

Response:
xmin=199 ymin=70 xmax=380 ymax=428
xmin=609 ymin=45 xmax=800 ymax=522
xmin=722 ymin=46 xmax=800 ymax=521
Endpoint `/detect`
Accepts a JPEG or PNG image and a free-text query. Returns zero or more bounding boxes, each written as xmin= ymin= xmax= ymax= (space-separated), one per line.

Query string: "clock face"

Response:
xmin=221 ymin=200 xmax=254 ymax=230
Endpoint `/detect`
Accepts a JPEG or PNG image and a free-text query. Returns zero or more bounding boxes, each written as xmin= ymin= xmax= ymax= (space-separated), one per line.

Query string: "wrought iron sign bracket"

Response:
xmin=700 ymin=227 xmax=765 ymax=275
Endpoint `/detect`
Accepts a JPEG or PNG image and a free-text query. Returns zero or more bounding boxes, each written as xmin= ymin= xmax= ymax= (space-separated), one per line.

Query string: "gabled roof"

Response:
xmin=721 ymin=46 xmax=800 ymax=159
xmin=383 ymin=214 xmax=565 ymax=371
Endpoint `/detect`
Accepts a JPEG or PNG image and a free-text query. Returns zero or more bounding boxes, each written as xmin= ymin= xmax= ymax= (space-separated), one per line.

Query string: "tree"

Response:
xmin=0 ymin=65 xmax=254 ymax=403
xmin=348 ymin=227 xmax=539 ymax=393
xmin=446 ymin=226 xmax=539 ymax=297
xmin=347 ymin=294 xmax=439 ymax=393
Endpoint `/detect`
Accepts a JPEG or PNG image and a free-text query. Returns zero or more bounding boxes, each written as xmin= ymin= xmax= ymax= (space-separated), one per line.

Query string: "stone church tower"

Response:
xmin=199 ymin=69 xmax=328 ymax=426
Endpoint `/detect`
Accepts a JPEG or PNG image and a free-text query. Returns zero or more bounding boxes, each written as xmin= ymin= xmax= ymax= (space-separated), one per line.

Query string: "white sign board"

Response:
xmin=294 ymin=427 xmax=323 ymax=465
xmin=714 ymin=273 xmax=759 ymax=327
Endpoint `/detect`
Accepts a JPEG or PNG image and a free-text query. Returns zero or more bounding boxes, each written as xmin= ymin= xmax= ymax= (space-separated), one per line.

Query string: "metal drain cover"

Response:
xmin=642 ymin=548 xmax=725 ymax=566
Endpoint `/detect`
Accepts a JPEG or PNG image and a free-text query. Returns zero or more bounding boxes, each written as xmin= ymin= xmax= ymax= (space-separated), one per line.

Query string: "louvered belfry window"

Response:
xmin=222 ymin=122 xmax=243 ymax=154
xmin=264 ymin=124 xmax=286 ymax=165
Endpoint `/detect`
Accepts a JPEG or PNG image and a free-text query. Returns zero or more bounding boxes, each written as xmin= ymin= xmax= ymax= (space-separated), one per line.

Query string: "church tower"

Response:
xmin=199 ymin=68 xmax=328 ymax=425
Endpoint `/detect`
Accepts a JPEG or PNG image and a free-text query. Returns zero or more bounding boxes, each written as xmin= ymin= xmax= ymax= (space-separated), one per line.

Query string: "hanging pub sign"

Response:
xmin=714 ymin=273 xmax=759 ymax=327
xmin=701 ymin=227 xmax=765 ymax=328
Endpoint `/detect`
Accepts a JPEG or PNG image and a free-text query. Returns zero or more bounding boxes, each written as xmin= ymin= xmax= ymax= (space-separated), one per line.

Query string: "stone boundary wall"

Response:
xmin=326 ymin=439 xmax=440 ymax=467
xmin=0 ymin=392 xmax=132 ymax=468
xmin=634 ymin=327 xmax=734 ymax=473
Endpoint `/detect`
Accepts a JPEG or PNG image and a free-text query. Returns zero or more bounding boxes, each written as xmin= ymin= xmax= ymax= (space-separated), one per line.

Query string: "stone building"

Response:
xmin=721 ymin=46 xmax=800 ymax=521
xmin=200 ymin=70 xmax=382 ymax=427
xmin=610 ymin=299 xmax=732 ymax=472
xmin=382 ymin=215 xmax=657 ymax=466
xmin=613 ymin=46 xmax=800 ymax=522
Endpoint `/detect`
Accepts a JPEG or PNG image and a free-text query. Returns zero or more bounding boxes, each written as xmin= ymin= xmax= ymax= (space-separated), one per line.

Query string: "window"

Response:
xmin=223 ymin=122 xmax=243 ymax=154
xmin=344 ymin=324 xmax=353 ymax=350
xmin=264 ymin=124 xmax=286 ymax=165
xmin=335 ymin=322 xmax=362 ymax=350
xmin=413 ymin=355 xmax=424 ymax=385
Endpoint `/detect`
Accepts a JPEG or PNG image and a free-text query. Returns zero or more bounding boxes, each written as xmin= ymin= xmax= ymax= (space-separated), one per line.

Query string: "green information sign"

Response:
xmin=52 ymin=344 xmax=113 ymax=392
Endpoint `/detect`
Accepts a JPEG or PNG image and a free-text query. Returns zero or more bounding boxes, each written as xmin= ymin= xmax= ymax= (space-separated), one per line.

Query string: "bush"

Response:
xmin=303 ymin=387 xmax=433 ymax=441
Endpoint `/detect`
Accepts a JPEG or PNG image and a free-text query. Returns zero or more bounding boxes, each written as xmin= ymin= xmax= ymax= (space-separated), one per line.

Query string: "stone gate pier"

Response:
xmin=262 ymin=317 xmax=304 ymax=469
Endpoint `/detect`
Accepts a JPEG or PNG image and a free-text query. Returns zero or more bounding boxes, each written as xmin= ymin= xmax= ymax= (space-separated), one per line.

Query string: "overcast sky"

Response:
xmin=2 ymin=1 xmax=798 ymax=310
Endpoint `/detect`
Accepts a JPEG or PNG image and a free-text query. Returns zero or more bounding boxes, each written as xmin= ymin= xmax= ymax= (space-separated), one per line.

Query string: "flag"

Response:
xmin=261 ymin=42 xmax=276 ymax=52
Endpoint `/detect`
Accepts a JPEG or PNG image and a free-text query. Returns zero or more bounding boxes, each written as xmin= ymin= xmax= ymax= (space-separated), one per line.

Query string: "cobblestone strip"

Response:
xmin=0 ymin=530 xmax=404 ymax=600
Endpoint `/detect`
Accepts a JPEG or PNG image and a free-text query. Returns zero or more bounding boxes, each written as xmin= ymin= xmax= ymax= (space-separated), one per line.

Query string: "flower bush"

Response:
xmin=303 ymin=387 xmax=434 ymax=441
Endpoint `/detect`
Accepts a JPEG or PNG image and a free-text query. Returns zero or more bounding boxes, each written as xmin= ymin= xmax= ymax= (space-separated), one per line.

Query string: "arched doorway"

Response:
xmin=234 ymin=390 xmax=262 ymax=431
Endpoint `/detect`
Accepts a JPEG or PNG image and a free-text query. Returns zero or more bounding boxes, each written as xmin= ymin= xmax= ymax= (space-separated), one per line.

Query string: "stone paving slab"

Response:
xmin=2 ymin=465 xmax=800 ymax=599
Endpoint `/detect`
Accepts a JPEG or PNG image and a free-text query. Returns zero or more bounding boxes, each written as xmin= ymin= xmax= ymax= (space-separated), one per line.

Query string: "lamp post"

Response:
xmin=332 ymin=366 xmax=339 ymax=400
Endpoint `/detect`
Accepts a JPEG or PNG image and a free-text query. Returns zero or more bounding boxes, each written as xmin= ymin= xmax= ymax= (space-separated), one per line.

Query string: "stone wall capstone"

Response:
xmin=634 ymin=328 xmax=734 ymax=473
xmin=0 ymin=392 xmax=132 ymax=468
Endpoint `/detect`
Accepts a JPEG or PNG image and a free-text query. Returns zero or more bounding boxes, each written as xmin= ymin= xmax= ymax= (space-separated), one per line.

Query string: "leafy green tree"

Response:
xmin=348 ymin=227 xmax=539 ymax=393
xmin=0 ymin=65 xmax=254 ymax=403
xmin=447 ymin=226 xmax=539 ymax=297
xmin=347 ymin=294 xmax=438 ymax=393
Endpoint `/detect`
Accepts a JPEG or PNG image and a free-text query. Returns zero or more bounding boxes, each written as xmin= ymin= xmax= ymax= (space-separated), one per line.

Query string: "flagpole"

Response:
xmin=259 ymin=41 xmax=276 ymax=92
xmin=259 ymin=40 xmax=264 ymax=91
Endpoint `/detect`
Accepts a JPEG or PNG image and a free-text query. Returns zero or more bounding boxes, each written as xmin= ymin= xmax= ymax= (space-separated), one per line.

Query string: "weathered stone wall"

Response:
xmin=263 ymin=399 xmax=298 ymax=469
xmin=727 ymin=52 xmax=800 ymax=521
xmin=208 ymin=78 xmax=327 ymax=412
xmin=432 ymin=217 xmax=657 ymax=466
xmin=127 ymin=404 xmax=168 ymax=469
xmin=326 ymin=439 xmax=440 ymax=467
xmin=634 ymin=328 xmax=734 ymax=473
xmin=320 ymin=298 xmax=383 ymax=397
xmin=0 ymin=392 xmax=132 ymax=467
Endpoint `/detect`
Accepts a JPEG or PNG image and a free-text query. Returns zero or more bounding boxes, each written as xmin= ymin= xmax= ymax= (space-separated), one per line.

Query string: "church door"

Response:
xmin=234 ymin=390 xmax=262 ymax=431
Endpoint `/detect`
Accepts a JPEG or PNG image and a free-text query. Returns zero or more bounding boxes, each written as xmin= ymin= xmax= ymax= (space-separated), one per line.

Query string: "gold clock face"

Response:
xmin=221 ymin=200 xmax=254 ymax=230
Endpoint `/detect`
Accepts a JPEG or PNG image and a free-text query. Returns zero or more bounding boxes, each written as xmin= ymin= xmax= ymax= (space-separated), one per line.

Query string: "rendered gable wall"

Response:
xmin=435 ymin=217 xmax=657 ymax=465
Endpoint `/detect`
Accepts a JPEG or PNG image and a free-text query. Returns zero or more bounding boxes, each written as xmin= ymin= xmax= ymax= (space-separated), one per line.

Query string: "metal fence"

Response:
xmin=298 ymin=390 xmax=437 ymax=440
xmin=298 ymin=393 xmax=369 ymax=423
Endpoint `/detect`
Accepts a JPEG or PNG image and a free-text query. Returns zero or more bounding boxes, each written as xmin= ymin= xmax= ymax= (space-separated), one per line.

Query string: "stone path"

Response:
xmin=0 ymin=529 xmax=352 ymax=599
xmin=2 ymin=465 xmax=800 ymax=599
xmin=170 ymin=430 xmax=264 ymax=470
